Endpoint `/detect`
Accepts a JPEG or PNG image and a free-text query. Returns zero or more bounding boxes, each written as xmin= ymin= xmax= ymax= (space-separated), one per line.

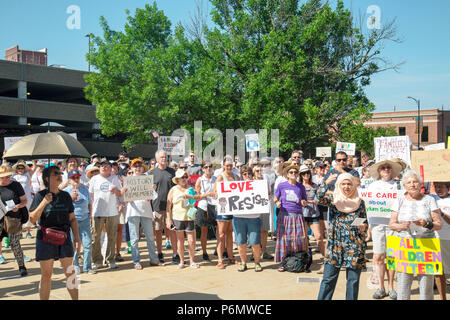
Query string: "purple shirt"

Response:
xmin=275 ymin=181 xmax=307 ymax=214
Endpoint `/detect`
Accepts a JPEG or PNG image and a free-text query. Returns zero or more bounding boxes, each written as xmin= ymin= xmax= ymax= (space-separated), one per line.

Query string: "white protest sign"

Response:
xmin=123 ymin=175 xmax=154 ymax=202
xmin=158 ymin=136 xmax=185 ymax=156
xmin=424 ymin=143 xmax=445 ymax=151
xmin=358 ymin=188 xmax=399 ymax=225
xmin=245 ymin=134 xmax=260 ymax=152
xmin=316 ymin=147 xmax=332 ymax=158
xmin=216 ymin=180 xmax=270 ymax=215
xmin=374 ymin=136 xmax=412 ymax=166
xmin=4 ymin=137 xmax=22 ymax=151
xmin=336 ymin=142 xmax=356 ymax=156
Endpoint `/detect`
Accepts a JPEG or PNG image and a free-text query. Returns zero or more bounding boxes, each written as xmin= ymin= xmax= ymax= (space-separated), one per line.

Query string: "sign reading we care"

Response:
xmin=216 ymin=180 xmax=270 ymax=215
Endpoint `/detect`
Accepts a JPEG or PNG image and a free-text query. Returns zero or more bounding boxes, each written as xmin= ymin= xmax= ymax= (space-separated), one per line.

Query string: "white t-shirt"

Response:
xmin=197 ymin=175 xmax=217 ymax=211
xmin=12 ymin=173 xmax=32 ymax=208
xmin=391 ymin=194 xmax=439 ymax=237
xmin=31 ymin=172 xmax=43 ymax=194
xmin=89 ymin=174 xmax=122 ymax=217
xmin=126 ymin=200 xmax=153 ymax=222
xmin=430 ymin=194 xmax=450 ymax=240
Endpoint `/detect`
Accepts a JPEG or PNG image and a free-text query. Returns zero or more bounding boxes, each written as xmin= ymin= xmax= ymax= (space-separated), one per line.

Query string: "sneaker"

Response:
xmin=108 ymin=262 xmax=118 ymax=269
xmin=115 ymin=253 xmax=124 ymax=262
xmin=372 ymin=288 xmax=388 ymax=299
xmin=158 ymin=252 xmax=164 ymax=263
xmin=92 ymin=263 xmax=103 ymax=270
xmin=222 ymin=252 xmax=228 ymax=260
xmin=24 ymin=255 xmax=32 ymax=262
xmin=0 ymin=255 xmax=6 ymax=264
xmin=261 ymin=252 xmax=273 ymax=260
xmin=19 ymin=266 xmax=28 ymax=277
xmin=388 ymin=289 xmax=398 ymax=300
xmin=171 ymin=254 xmax=180 ymax=265
xmin=202 ymin=253 xmax=210 ymax=261
xmin=165 ymin=240 xmax=172 ymax=249
xmin=26 ymin=232 xmax=33 ymax=239
xmin=87 ymin=269 xmax=97 ymax=275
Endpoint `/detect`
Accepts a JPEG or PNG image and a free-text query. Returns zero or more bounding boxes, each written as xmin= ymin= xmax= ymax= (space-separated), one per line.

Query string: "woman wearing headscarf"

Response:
xmin=318 ymin=173 xmax=368 ymax=300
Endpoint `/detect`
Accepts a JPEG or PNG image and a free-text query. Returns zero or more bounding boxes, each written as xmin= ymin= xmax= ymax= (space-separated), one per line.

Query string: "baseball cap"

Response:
xmin=68 ymin=170 xmax=82 ymax=179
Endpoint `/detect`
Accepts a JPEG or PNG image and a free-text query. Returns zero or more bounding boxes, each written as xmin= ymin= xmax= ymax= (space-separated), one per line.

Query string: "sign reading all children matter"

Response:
xmin=123 ymin=175 xmax=154 ymax=202
xmin=386 ymin=235 xmax=442 ymax=275
xmin=216 ymin=180 xmax=270 ymax=215
xmin=359 ymin=189 xmax=398 ymax=225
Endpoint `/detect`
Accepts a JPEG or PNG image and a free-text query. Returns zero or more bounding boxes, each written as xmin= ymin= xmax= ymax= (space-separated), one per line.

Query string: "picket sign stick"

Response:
xmin=420 ymin=165 xmax=425 ymax=194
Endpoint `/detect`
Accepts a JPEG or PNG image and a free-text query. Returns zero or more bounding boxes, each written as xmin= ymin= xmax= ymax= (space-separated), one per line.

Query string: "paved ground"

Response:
xmin=0 ymin=228 xmax=448 ymax=300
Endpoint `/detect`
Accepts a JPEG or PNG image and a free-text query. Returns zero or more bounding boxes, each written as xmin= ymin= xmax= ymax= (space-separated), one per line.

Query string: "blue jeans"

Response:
xmin=128 ymin=216 xmax=158 ymax=264
xmin=71 ymin=218 xmax=93 ymax=271
xmin=317 ymin=262 xmax=362 ymax=300
xmin=232 ymin=217 xmax=261 ymax=245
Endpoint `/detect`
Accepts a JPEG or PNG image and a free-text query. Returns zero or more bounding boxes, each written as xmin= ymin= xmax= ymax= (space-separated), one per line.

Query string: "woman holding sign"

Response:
xmin=389 ymin=171 xmax=442 ymax=300
xmin=274 ymin=164 xmax=308 ymax=272
xmin=317 ymin=173 xmax=368 ymax=300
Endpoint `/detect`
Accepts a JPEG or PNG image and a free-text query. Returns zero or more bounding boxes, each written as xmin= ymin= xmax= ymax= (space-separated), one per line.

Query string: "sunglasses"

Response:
xmin=17 ymin=167 xmax=25 ymax=170
xmin=289 ymin=171 xmax=299 ymax=174
xmin=203 ymin=165 xmax=212 ymax=168
xmin=53 ymin=171 xmax=63 ymax=176
xmin=380 ymin=166 xmax=392 ymax=170
xmin=301 ymin=171 xmax=311 ymax=175
xmin=179 ymin=166 xmax=187 ymax=169
xmin=335 ymin=158 xmax=347 ymax=162
xmin=181 ymin=175 xmax=189 ymax=179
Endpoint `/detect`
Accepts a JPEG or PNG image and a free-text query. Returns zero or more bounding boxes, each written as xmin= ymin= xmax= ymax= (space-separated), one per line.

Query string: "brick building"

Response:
xmin=365 ymin=108 xmax=450 ymax=148
xmin=5 ymin=45 xmax=48 ymax=66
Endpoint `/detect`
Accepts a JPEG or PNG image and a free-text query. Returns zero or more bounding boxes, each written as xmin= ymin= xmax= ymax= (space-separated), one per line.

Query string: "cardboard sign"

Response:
xmin=316 ymin=147 xmax=332 ymax=158
xmin=123 ymin=175 xmax=154 ymax=202
xmin=158 ymin=136 xmax=185 ymax=156
xmin=245 ymin=134 xmax=260 ymax=152
xmin=411 ymin=149 xmax=450 ymax=182
xmin=386 ymin=235 xmax=442 ymax=275
xmin=216 ymin=180 xmax=270 ymax=215
xmin=374 ymin=136 xmax=412 ymax=166
xmin=336 ymin=142 xmax=356 ymax=156
xmin=359 ymin=189 xmax=398 ymax=225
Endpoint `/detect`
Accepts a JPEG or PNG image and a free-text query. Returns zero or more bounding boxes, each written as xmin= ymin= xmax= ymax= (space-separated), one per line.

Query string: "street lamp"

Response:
xmin=85 ymin=33 xmax=93 ymax=72
xmin=407 ymin=96 xmax=421 ymax=149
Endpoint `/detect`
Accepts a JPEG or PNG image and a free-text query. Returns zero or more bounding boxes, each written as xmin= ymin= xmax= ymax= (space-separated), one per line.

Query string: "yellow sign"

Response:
xmin=411 ymin=149 xmax=450 ymax=182
xmin=386 ymin=235 xmax=442 ymax=275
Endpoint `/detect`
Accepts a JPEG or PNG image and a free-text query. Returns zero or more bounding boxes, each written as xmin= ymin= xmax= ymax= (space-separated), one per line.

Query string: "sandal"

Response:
xmin=190 ymin=263 xmax=200 ymax=269
xmin=178 ymin=263 xmax=186 ymax=269
xmin=134 ymin=263 xmax=143 ymax=270
xmin=228 ymin=257 xmax=238 ymax=265
xmin=217 ymin=262 xmax=225 ymax=269
xmin=254 ymin=263 xmax=262 ymax=272
xmin=278 ymin=266 xmax=286 ymax=272
xmin=238 ymin=263 xmax=247 ymax=272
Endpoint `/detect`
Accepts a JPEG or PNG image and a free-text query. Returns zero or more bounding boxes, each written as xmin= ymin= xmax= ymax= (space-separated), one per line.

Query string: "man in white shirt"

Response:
xmin=89 ymin=161 xmax=125 ymax=269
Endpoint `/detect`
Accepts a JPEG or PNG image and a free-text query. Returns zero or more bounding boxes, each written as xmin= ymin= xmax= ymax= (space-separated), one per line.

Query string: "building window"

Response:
xmin=399 ymin=127 xmax=406 ymax=136
xmin=447 ymin=126 xmax=450 ymax=137
xmin=421 ymin=126 xmax=429 ymax=142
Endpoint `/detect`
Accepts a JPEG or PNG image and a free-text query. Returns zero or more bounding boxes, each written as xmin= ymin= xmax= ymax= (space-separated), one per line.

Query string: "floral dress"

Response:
xmin=325 ymin=201 xmax=367 ymax=269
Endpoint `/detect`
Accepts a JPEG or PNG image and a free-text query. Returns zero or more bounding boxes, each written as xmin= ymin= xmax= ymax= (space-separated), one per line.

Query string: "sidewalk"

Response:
xmin=0 ymin=229 xmax=447 ymax=300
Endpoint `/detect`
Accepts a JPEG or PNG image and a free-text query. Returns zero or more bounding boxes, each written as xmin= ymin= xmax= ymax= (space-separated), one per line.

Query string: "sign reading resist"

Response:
xmin=216 ymin=180 xmax=270 ymax=215
xmin=123 ymin=175 xmax=154 ymax=202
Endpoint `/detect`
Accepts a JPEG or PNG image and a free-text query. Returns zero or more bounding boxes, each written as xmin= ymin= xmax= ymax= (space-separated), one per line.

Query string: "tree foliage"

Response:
xmin=85 ymin=0 xmax=401 ymax=153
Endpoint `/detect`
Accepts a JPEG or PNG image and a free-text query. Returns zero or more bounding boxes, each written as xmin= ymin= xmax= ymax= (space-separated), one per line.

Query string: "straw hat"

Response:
xmin=369 ymin=159 xmax=403 ymax=180
xmin=299 ymin=164 xmax=311 ymax=173
xmin=0 ymin=165 xmax=13 ymax=178
xmin=390 ymin=158 xmax=407 ymax=170
xmin=283 ymin=164 xmax=300 ymax=177
xmin=86 ymin=167 xmax=100 ymax=179
xmin=12 ymin=160 xmax=30 ymax=173
xmin=172 ymin=169 xmax=189 ymax=185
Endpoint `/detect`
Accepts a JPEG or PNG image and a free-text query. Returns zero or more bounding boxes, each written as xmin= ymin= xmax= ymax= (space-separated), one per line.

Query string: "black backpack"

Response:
xmin=281 ymin=251 xmax=312 ymax=273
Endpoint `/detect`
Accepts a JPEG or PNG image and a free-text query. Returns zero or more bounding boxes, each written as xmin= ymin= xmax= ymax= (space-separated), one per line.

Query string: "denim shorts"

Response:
xmin=195 ymin=205 xmax=217 ymax=227
xmin=216 ymin=214 xmax=233 ymax=221
xmin=35 ymin=232 xmax=74 ymax=262
xmin=232 ymin=217 xmax=261 ymax=245
xmin=173 ymin=220 xmax=195 ymax=232
xmin=304 ymin=211 xmax=324 ymax=224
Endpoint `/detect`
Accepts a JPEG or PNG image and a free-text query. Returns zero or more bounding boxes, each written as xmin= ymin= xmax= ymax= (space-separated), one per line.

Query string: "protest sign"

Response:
xmin=336 ymin=142 xmax=356 ymax=156
xmin=4 ymin=137 xmax=22 ymax=151
xmin=386 ymin=235 xmax=442 ymax=275
xmin=374 ymin=136 xmax=412 ymax=166
xmin=123 ymin=175 xmax=154 ymax=202
xmin=245 ymin=134 xmax=260 ymax=152
xmin=424 ymin=143 xmax=445 ymax=151
xmin=358 ymin=189 xmax=398 ymax=225
xmin=216 ymin=180 xmax=270 ymax=215
xmin=158 ymin=136 xmax=185 ymax=155
xmin=316 ymin=147 xmax=332 ymax=158
xmin=411 ymin=149 xmax=450 ymax=182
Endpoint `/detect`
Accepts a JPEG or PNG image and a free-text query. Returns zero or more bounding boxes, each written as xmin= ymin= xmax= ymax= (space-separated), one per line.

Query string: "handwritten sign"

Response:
xmin=245 ymin=134 xmax=260 ymax=152
xmin=336 ymin=142 xmax=356 ymax=156
xmin=158 ymin=136 xmax=185 ymax=156
xmin=316 ymin=147 xmax=332 ymax=158
xmin=123 ymin=175 xmax=154 ymax=202
xmin=386 ymin=235 xmax=442 ymax=275
xmin=374 ymin=136 xmax=412 ymax=166
xmin=4 ymin=137 xmax=22 ymax=151
xmin=216 ymin=180 xmax=270 ymax=215
xmin=359 ymin=189 xmax=398 ymax=225
xmin=411 ymin=149 xmax=450 ymax=182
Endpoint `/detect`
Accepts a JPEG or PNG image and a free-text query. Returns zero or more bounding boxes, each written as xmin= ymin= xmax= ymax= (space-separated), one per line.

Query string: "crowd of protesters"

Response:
xmin=0 ymin=147 xmax=449 ymax=301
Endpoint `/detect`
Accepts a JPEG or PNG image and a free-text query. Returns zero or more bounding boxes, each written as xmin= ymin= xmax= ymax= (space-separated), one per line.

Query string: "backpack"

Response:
xmin=281 ymin=251 xmax=312 ymax=273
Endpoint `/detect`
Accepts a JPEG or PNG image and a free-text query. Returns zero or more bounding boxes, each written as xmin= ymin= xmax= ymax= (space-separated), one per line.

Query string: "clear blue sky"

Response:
xmin=1 ymin=0 xmax=449 ymax=113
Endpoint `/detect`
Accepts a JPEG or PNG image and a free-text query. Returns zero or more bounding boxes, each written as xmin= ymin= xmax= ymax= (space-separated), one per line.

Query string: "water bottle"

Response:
xmin=4 ymin=237 xmax=9 ymax=248
xmin=187 ymin=187 xmax=196 ymax=206
xmin=127 ymin=241 xmax=131 ymax=254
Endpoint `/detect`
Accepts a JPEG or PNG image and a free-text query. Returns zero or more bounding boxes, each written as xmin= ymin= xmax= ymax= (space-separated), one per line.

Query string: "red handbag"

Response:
xmin=41 ymin=226 xmax=67 ymax=246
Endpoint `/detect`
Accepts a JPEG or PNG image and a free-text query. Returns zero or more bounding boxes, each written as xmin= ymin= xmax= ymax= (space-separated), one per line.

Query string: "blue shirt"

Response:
xmin=63 ymin=185 xmax=92 ymax=221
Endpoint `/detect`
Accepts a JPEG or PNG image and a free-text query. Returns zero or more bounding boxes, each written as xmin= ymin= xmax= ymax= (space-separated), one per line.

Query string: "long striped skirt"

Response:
xmin=275 ymin=211 xmax=308 ymax=263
